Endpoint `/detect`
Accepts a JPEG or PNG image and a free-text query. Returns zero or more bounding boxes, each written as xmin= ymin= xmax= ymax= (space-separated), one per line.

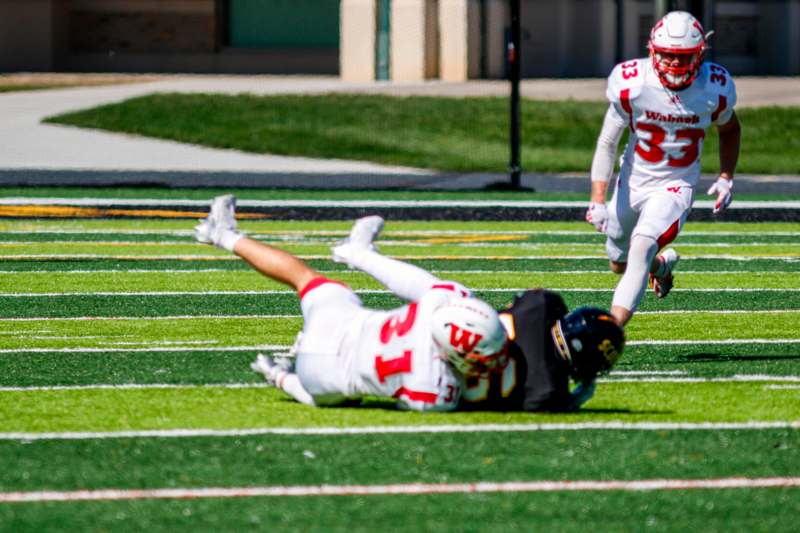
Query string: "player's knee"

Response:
xmin=629 ymin=234 xmax=658 ymax=263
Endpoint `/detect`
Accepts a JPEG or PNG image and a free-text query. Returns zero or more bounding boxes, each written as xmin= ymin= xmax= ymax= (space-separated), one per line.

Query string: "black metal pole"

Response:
xmin=509 ymin=0 xmax=522 ymax=189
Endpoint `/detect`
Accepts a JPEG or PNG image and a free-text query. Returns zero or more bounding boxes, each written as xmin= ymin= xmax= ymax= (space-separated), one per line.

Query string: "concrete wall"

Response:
xmin=391 ymin=0 xmax=438 ymax=81
xmin=439 ymin=0 xmax=481 ymax=81
xmin=340 ymin=0 xmax=376 ymax=81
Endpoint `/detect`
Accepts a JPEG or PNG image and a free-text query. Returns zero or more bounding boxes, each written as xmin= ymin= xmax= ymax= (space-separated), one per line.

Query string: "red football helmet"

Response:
xmin=648 ymin=11 xmax=710 ymax=90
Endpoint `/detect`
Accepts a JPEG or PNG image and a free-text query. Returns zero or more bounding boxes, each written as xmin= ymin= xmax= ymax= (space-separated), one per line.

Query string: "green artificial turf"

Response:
xmin=0 ymin=311 xmax=796 ymax=351
xmin=0 ymin=430 xmax=797 ymax=491
xmin=2 ymin=289 xmax=799 ymax=320
xmin=1 ymin=489 xmax=799 ymax=533
xmin=0 ymin=381 xmax=797 ymax=432
xmin=45 ymin=94 xmax=800 ymax=174
xmin=0 ymin=343 xmax=797 ymax=388
xmin=2 ymin=256 xmax=799 ymax=273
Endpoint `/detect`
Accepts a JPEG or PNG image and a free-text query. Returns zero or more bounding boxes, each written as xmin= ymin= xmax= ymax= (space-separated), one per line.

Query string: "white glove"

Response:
xmin=251 ymin=354 xmax=291 ymax=385
xmin=707 ymin=177 xmax=733 ymax=214
xmin=585 ymin=202 xmax=608 ymax=232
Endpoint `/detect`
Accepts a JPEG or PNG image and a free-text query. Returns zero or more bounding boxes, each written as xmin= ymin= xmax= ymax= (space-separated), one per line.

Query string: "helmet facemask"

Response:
xmin=648 ymin=11 xmax=710 ymax=91
xmin=551 ymin=307 xmax=625 ymax=383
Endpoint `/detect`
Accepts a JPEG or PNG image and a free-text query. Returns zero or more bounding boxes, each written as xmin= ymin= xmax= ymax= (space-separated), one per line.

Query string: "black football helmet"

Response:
xmin=551 ymin=307 xmax=625 ymax=382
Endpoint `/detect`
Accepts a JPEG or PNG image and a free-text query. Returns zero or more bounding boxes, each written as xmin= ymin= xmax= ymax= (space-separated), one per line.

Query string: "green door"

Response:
xmin=228 ymin=0 xmax=340 ymax=48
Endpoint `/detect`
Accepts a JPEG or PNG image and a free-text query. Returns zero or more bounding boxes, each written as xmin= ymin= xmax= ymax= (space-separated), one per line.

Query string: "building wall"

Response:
xmin=0 ymin=0 xmax=57 ymax=71
xmin=2 ymin=0 xmax=798 ymax=76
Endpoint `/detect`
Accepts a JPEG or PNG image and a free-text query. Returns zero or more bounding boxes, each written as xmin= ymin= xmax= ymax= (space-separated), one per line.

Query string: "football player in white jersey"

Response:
xmin=585 ymin=10 xmax=741 ymax=326
xmin=194 ymin=195 xmax=508 ymax=412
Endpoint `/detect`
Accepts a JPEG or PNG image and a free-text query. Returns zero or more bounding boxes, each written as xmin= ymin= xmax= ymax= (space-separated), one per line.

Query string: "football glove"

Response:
xmin=585 ymin=202 xmax=608 ymax=233
xmin=569 ymin=379 xmax=597 ymax=410
xmin=706 ymin=177 xmax=733 ymax=214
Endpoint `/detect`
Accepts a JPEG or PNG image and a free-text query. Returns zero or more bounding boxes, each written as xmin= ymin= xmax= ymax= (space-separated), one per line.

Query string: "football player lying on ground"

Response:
xmin=332 ymin=216 xmax=626 ymax=412
xmin=195 ymin=194 xmax=508 ymax=411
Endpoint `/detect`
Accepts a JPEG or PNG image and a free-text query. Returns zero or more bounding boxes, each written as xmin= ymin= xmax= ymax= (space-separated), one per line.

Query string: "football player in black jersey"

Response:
xmin=460 ymin=289 xmax=624 ymax=412
xmin=332 ymin=216 xmax=625 ymax=412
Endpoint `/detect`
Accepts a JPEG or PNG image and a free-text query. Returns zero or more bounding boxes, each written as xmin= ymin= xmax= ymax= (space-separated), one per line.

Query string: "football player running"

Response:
xmin=585 ymin=11 xmax=741 ymax=326
xmin=195 ymin=195 xmax=508 ymax=411
xmin=333 ymin=216 xmax=625 ymax=412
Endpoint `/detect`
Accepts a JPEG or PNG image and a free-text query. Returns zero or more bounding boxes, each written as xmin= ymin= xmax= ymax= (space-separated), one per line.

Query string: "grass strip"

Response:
xmin=2 ymin=256 xmax=799 ymax=273
xmin=44 ymin=94 xmax=800 ymax=174
xmin=1 ymin=488 xmax=799 ymax=532
xmin=0 ymin=429 xmax=797 ymax=491
xmin=0 ymin=381 xmax=797 ymax=432
xmin=0 ymin=344 xmax=797 ymax=388
xmin=2 ymin=270 xmax=798 ymax=294
xmin=1 ymin=311 xmax=798 ymax=351
xmin=1 ymin=290 xmax=800 ymax=320
xmin=4 ymin=231 xmax=800 ymax=245
xmin=3 ymin=240 xmax=799 ymax=258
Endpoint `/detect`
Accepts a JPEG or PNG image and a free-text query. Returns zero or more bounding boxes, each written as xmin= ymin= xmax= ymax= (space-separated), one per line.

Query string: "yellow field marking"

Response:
xmin=0 ymin=206 xmax=271 ymax=219
xmin=415 ymin=235 xmax=528 ymax=244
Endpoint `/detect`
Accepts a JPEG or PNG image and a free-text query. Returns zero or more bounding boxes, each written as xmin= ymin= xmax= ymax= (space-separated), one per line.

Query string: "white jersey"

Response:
xmin=296 ymin=280 xmax=467 ymax=411
xmin=342 ymin=286 xmax=465 ymax=411
xmin=606 ymin=58 xmax=736 ymax=189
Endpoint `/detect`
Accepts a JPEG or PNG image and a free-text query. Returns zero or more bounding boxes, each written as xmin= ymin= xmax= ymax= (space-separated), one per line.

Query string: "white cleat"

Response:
xmin=194 ymin=194 xmax=238 ymax=247
xmin=650 ymin=248 xmax=679 ymax=299
xmin=332 ymin=215 xmax=384 ymax=266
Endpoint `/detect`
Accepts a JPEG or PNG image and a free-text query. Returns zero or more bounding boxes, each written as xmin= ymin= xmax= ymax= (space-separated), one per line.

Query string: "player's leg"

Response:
xmin=233 ymin=237 xmax=318 ymax=293
xmin=195 ymin=194 xmax=318 ymax=293
xmin=610 ymin=187 xmax=691 ymax=325
xmin=610 ymin=234 xmax=659 ymax=325
xmin=604 ymin=177 xmax=637 ymax=277
xmin=333 ymin=215 xmax=443 ymax=301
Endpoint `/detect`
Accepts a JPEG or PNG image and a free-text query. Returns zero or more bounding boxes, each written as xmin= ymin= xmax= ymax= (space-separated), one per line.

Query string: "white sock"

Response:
xmin=275 ymin=371 xmax=315 ymax=406
xmin=218 ymin=230 xmax=244 ymax=253
xmin=612 ymin=235 xmax=658 ymax=312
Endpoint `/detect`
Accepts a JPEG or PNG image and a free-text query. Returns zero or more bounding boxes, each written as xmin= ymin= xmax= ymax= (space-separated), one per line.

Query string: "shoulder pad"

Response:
xmin=606 ymin=58 xmax=646 ymax=104
xmin=699 ymin=61 xmax=737 ymax=105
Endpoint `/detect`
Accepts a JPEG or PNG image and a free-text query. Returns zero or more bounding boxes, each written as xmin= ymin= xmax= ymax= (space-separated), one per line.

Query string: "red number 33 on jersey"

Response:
xmin=621 ymin=61 xmax=639 ymax=80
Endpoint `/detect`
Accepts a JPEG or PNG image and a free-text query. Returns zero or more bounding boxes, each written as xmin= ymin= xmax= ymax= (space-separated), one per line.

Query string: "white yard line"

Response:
xmin=599 ymin=375 xmax=800 ymax=383
xmin=0 ymin=269 xmax=789 ymax=275
xmin=3 ymin=228 xmax=799 ymax=236
xmin=1 ymin=421 xmax=798 ymax=441
xmin=2 ymin=254 xmax=799 ymax=261
xmin=0 ymin=345 xmax=285 ymax=353
xmin=2 ymin=477 xmax=799 ymax=503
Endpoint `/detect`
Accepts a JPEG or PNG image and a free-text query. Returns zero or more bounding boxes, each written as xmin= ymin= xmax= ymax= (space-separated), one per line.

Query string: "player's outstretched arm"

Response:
xmin=586 ymin=105 xmax=626 ymax=232
xmin=333 ymin=216 xmax=445 ymax=301
xmin=708 ymin=112 xmax=741 ymax=214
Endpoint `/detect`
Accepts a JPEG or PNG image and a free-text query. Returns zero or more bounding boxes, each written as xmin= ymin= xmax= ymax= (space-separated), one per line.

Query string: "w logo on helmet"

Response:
xmin=448 ymin=324 xmax=483 ymax=353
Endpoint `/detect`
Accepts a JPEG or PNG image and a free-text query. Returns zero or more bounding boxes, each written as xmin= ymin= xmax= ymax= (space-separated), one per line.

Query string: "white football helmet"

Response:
xmin=431 ymin=297 xmax=508 ymax=375
xmin=648 ymin=11 xmax=710 ymax=90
